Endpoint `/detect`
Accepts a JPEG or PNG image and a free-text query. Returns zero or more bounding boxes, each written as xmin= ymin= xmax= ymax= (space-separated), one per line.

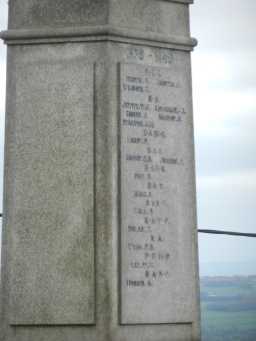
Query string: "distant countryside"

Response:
xmin=201 ymin=276 xmax=256 ymax=341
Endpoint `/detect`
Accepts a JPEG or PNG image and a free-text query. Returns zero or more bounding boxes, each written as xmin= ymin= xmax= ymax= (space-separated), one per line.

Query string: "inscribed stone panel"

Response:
xmin=120 ymin=63 xmax=195 ymax=324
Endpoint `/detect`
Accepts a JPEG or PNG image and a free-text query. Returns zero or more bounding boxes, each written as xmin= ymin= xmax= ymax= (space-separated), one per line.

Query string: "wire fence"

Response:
xmin=198 ymin=229 xmax=256 ymax=238
xmin=0 ymin=212 xmax=255 ymax=237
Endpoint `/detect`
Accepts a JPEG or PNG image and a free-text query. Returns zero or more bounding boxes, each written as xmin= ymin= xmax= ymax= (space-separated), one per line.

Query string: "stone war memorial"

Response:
xmin=0 ymin=1 xmax=201 ymax=340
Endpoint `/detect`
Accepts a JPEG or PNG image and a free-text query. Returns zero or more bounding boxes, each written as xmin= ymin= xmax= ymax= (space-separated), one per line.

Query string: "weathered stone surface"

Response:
xmin=8 ymin=53 xmax=95 ymax=325
xmin=8 ymin=0 xmax=108 ymax=29
xmin=109 ymin=0 xmax=190 ymax=37
xmin=8 ymin=0 xmax=190 ymax=39
xmin=1 ymin=1 xmax=200 ymax=340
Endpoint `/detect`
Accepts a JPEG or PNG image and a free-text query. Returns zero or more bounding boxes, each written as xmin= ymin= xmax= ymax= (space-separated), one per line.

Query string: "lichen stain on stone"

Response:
xmin=132 ymin=0 xmax=162 ymax=33
xmin=61 ymin=211 xmax=94 ymax=281
xmin=27 ymin=0 xmax=108 ymax=27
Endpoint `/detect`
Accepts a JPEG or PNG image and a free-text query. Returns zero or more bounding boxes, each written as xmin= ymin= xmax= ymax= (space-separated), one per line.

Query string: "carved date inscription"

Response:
xmin=120 ymin=63 xmax=193 ymax=324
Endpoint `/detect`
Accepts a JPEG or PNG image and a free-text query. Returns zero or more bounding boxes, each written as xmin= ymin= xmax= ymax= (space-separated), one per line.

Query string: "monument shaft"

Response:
xmin=0 ymin=1 xmax=201 ymax=340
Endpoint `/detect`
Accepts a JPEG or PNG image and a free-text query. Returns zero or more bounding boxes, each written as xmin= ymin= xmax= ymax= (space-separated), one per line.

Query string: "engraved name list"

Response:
xmin=120 ymin=63 xmax=190 ymax=324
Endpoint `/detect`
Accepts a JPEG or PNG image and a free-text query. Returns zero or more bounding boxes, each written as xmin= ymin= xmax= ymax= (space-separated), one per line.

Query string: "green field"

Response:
xmin=200 ymin=276 xmax=256 ymax=341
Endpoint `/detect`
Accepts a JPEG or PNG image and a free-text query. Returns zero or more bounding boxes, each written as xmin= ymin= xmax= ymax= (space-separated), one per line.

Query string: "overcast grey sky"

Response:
xmin=191 ymin=0 xmax=256 ymax=272
xmin=0 ymin=0 xmax=255 ymax=274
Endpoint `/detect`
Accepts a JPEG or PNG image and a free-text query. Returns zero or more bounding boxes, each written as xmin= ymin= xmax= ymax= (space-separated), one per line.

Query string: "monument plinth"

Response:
xmin=0 ymin=1 xmax=201 ymax=340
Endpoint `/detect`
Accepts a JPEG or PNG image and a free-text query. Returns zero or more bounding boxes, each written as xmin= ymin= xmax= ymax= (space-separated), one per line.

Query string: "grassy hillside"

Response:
xmin=200 ymin=276 xmax=256 ymax=341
